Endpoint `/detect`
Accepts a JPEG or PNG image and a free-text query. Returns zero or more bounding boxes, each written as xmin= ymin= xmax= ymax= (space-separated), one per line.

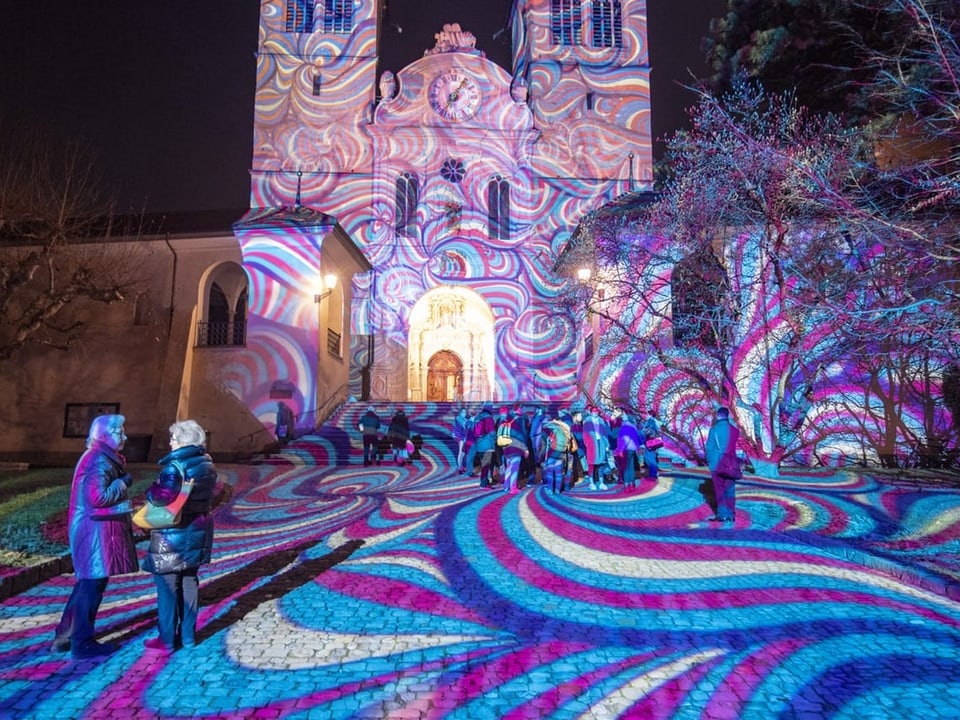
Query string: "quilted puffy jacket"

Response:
xmin=141 ymin=445 xmax=219 ymax=575
xmin=67 ymin=441 xmax=139 ymax=579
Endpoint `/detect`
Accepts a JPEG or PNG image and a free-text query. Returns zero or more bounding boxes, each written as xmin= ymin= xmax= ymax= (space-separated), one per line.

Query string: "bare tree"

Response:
xmin=0 ymin=129 xmax=145 ymax=360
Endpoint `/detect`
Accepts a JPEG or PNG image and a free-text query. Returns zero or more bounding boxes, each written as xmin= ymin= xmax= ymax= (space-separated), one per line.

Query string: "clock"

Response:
xmin=428 ymin=71 xmax=482 ymax=122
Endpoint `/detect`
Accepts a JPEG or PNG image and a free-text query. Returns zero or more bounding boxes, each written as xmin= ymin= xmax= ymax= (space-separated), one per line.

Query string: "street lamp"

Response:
xmin=314 ymin=273 xmax=338 ymax=303
xmin=576 ymin=267 xmax=592 ymax=284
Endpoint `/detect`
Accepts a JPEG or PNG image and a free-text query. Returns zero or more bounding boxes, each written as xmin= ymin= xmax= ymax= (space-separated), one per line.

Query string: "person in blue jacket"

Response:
xmin=141 ymin=420 xmax=223 ymax=655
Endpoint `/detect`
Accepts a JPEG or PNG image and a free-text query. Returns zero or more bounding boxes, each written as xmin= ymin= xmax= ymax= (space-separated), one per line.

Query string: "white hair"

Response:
xmin=169 ymin=419 xmax=206 ymax=448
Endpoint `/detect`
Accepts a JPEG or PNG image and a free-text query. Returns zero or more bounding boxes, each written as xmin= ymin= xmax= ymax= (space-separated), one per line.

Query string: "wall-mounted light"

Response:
xmin=314 ymin=273 xmax=338 ymax=303
xmin=576 ymin=267 xmax=592 ymax=284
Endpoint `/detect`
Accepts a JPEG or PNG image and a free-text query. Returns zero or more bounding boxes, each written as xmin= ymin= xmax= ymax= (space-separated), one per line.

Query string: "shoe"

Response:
xmin=71 ymin=640 xmax=116 ymax=659
xmin=598 ymin=482 xmax=608 ymax=490
xmin=589 ymin=482 xmax=598 ymax=490
xmin=143 ymin=637 xmax=173 ymax=655
xmin=50 ymin=638 xmax=70 ymax=653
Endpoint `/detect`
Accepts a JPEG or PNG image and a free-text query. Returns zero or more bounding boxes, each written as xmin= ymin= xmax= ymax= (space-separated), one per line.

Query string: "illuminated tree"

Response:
xmin=0 ymin=131 xmax=144 ymax=361
xmin=561 ymin=79 xmax=958 ymax=474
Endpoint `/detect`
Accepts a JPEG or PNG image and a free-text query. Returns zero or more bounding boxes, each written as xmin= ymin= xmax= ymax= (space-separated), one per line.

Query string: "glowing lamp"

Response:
xmin=314 ymin=273 xmax=338 ymax=303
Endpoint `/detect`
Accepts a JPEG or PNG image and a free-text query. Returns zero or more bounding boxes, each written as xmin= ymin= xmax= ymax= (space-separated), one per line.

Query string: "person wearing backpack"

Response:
xmin=540 ymin=413 xmax=571 ymax=494
xmin=472 ymin=405 xmax=497 ymax=487
xmin=497 ymin=410 xmax=529 ymax=494
xmin=529 ymin=406 xmax=546 ymax=483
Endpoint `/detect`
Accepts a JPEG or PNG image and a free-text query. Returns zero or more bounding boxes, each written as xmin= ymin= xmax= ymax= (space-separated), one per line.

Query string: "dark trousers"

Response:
xmin=362 ymin=434 xmax=378 ymax=463
xmin=56 ymin=577 xmax=109 ymax=648
xmin=711 ymin=472 xmax=736 ymax=520
xmin=153 ymin=569 xmax=200 ymax=648
xmin=478 ymin=450 xmax=494 ymax=486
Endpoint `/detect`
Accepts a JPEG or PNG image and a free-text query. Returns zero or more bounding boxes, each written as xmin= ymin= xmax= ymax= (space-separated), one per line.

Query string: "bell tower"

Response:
xmin=510 ymin=0 xmax=653 ymax=188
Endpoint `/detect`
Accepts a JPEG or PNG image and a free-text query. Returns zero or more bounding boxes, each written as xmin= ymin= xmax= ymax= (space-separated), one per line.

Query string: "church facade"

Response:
xmin=236 ymin=0 xmax=653 ymax=414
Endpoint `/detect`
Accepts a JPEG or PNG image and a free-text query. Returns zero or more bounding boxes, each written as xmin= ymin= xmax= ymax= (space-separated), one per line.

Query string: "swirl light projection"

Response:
xmin=584 ymin=228 xmax=953 ymax=468
xmin=245 ymin=1 xmax=653 ymax=403
xmin=3 ymin=407 xmax=960 ymax=718
xmin=230 ymin=207 xmax=334 ymax=426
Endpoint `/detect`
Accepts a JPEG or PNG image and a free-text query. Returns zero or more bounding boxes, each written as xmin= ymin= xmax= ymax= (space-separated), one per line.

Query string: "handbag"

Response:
xmin=645 ymin=437 xmax=664 ymax=450
xmin=133 ymin=478 xmax=195 ymax=530
xmin=716 ymin=452 xmax=743 ymax=480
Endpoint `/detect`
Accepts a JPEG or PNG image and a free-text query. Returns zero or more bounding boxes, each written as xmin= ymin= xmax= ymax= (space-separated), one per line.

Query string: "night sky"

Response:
xmin=0 ymin=1 xmax=725 ymax=214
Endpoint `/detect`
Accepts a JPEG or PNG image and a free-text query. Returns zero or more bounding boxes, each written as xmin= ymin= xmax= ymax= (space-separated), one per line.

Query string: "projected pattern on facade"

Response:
xmin=225 ymin=1 xmax=652 ymax=422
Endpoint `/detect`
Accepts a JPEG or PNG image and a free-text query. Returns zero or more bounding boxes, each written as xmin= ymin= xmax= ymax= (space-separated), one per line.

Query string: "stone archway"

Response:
xmin=427 ymin=350 xmax=463 ymax=401
xmin=408 ymin=286 xmax=495 ymax=402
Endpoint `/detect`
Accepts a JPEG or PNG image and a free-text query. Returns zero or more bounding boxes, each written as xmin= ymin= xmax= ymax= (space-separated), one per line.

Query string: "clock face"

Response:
xmin=428 ymin=71 xmax=482 ymax=122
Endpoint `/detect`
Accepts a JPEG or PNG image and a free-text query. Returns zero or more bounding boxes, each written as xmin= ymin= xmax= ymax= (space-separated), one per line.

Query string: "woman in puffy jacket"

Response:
xmin=141 ymin=419 xmax=221 ymax=654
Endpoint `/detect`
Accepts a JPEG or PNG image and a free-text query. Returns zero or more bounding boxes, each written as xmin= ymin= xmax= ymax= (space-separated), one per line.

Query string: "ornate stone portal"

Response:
xmin=407 ymin=286 xmax=494 ymax=402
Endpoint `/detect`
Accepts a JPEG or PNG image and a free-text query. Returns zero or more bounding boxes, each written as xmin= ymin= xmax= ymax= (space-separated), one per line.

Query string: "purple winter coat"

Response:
xmin=67 ymin=440 xmax=138 ymax=579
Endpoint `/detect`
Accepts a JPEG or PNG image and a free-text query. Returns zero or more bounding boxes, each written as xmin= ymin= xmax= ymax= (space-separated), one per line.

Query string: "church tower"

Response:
xmin=239 ymin=0 xmax=652 ymax=415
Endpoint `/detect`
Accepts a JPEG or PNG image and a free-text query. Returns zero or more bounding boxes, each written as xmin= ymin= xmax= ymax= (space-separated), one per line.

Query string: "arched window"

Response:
xmin=551 ymin=0 xmax=583 ymax=46
xmin=203 ymin=283 xmax=231 ymax=346
xmin=592 ymin=0 xmax=623 ymax=48
xmin=487 ymin=176 xmax=511 ymax=239
xmin=672 ymin=249 xmax=728 ymax=348
xmin=233 ymin=288 xmax=248 ymax=345
xmin=395 ymin=172 xmax=419 ymax=237
xmin=285 ymin=0 xmax=314 ymax=32
xmin=322 ymin=0 xmax=353 ymax=33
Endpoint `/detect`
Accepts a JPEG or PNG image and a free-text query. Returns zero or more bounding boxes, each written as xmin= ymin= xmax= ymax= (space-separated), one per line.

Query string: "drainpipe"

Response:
xmin=163 ymin=232 xmax=177 ymax=335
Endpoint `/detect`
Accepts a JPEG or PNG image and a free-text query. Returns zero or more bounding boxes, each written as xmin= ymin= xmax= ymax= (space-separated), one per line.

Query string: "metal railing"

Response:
xmin=196 ymin=320 xmax=247 ymax=347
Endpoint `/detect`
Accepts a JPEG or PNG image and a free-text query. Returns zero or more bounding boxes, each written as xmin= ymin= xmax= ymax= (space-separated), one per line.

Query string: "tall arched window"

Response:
xmin=395 ymin=172 xmax=419 ymax=237
xmin=592 ymin=0 xmax=623 ymax=48
xmin=204 ymin=283 xmax=231 ymax=346
xmin=322 ymin=0 xmax=353 ymax=33
xmin=487 ymin=176 xmax=511 ymax=239
xmin=233 ymin=288 xmax=248 ymax=345
xmin=551 ymin=0 xmax=583 ymax=46
xmin=285 ymin=0 xmax=314 ymax=32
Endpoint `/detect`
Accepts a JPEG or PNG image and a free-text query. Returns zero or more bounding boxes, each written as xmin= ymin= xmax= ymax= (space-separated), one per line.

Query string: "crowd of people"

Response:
xmin=449 ymin=404 xmax=668 ymax=496
xmin=449 ymin=402 xmax=742 ymax=521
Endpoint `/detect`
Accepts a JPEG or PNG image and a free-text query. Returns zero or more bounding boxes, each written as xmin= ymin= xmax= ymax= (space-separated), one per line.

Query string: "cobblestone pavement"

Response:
xmin=3 ymin=445 xmax=960 ymax=719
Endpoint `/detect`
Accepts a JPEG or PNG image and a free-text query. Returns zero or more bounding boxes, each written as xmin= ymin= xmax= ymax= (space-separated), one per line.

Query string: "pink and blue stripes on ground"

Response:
xmin=3 ymin=443 xmax=960 ymax=717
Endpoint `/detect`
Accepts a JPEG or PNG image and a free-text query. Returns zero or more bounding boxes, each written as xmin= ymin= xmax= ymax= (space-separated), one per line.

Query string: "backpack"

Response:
xmin=543 ymin=420 xmax=570 ymax=459
xmin=496 ymin=418 xmax=514 ymax=447
xmin=474 ymin=414 xmax=493 ymax=438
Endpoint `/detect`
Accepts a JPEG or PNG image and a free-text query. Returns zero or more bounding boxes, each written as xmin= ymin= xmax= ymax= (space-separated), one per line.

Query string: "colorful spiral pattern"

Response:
xmin=232 ymin=3 xmax=654 ymax=412
xmin=3 ymin=405 xmax=960 ymax=718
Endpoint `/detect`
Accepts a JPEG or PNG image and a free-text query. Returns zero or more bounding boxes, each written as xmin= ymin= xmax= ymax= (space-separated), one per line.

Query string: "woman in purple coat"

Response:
xmin=52 ymin=414 xmax=138 ymax=659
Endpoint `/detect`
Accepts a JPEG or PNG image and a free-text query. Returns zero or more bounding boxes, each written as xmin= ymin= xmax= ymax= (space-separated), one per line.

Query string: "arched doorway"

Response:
xmin=427 ymin=350 xmax=463 ymax=401
xmin=408 ymin=286 xmax=495 ymax=402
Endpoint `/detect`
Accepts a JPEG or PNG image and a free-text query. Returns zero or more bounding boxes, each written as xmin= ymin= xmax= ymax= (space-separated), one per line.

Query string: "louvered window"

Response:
xmin=322 ymin=0 xmax=353 ymax=33
xmin=551 ymin=0 xmax=582 ymax=46
xmin=592 ymin=0 xmax=623 ymax=48
xmin=285 ymin=0 xmax=314 ymax=32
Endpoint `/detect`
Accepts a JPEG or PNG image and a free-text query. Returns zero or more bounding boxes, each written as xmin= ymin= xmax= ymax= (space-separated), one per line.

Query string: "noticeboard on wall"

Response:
xmin=63 ymin=403 xmax=121 ymax=439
